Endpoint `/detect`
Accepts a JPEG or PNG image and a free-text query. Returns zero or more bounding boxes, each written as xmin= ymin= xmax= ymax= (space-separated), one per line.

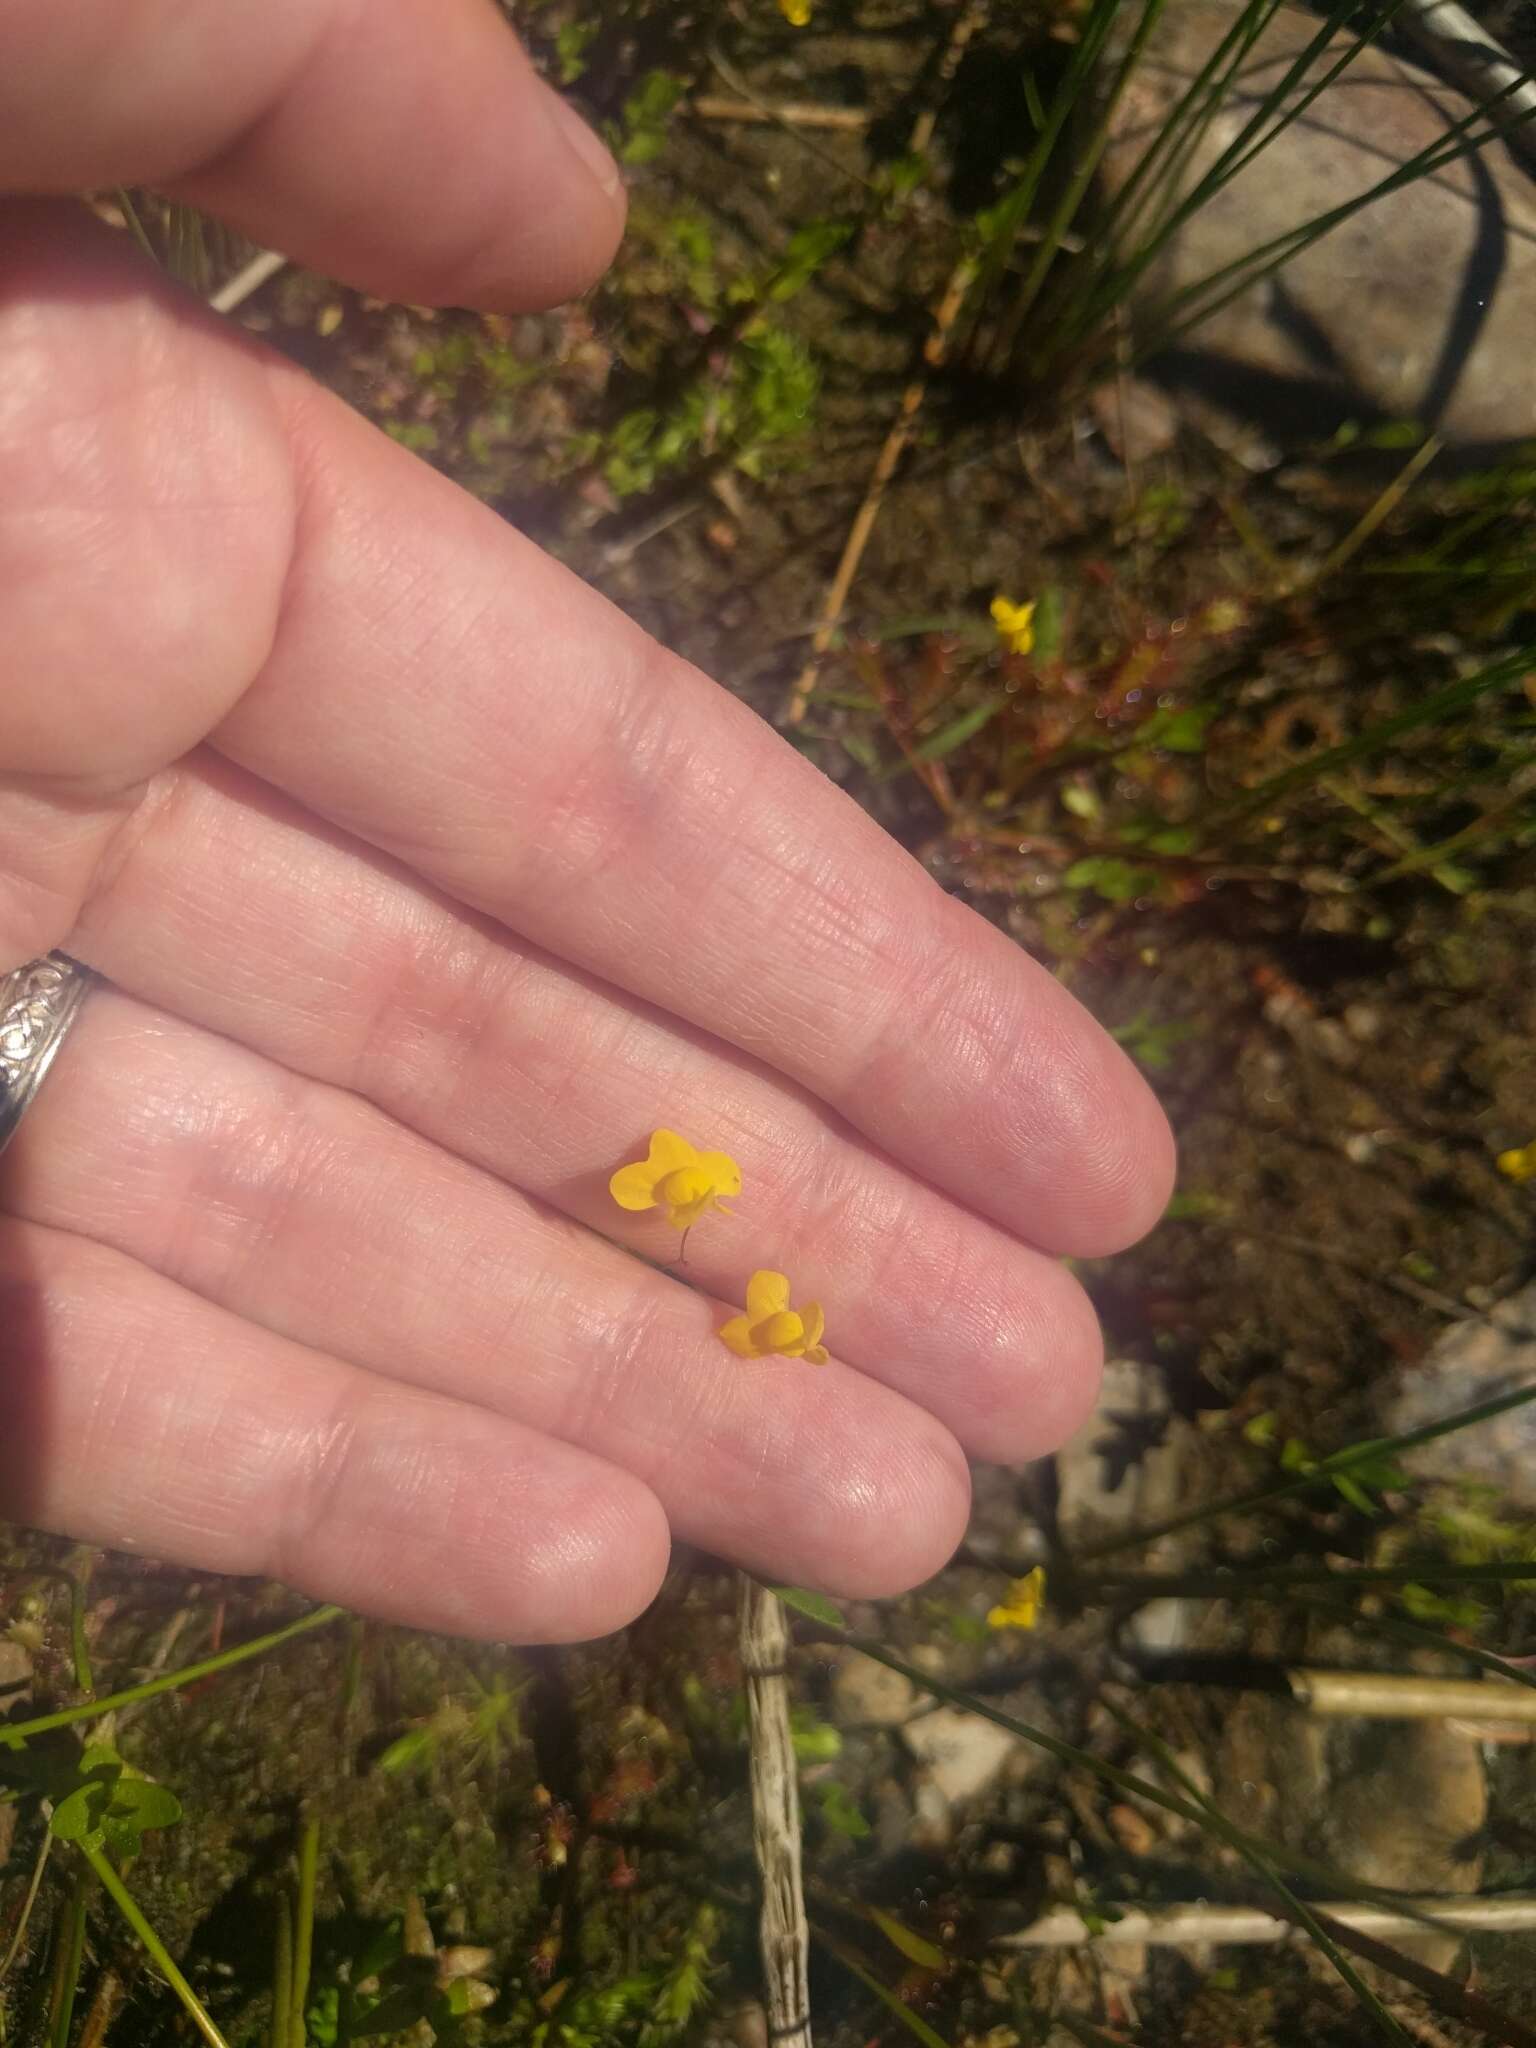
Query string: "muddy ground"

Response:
xmin=4 ymin=2 xmax=1536 ymax=2042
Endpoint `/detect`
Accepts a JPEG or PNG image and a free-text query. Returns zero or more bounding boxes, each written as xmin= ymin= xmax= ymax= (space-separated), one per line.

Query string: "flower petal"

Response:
xmin=609 ymin=1163 xmax=660 ymax=1211
xmin=647 ymin=1129 xmax=697 ymax=1174
xmin=718 ymin=1315 xmax=759 ymax=1358
xmin=799 ymin=1301 xmax=825 ymax=1351
xmin=666 ymin=1193 xmax=716 ymax=1228
xmin=693 ymin=1149 xmax=742 ymax=1196
xmin=746 ymin=1270 xmax=791 ymax=1319
xmin=803 ymin=1344 xmax=829 ymax=1366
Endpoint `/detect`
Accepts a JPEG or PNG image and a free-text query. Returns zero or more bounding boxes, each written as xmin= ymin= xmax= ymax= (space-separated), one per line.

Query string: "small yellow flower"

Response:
xmin=778 ymin=0 xmax=812 ymax=23
xmin=1497 ymin=1143 xmax=1536 ymax=1184
xmin=986 ymin=1565 xmax=1046 ymax=1632
xmin=610 ymin=1130 xmax=742 ymax=1229
xmin=719 ymin=1271 xmax=829 ymax=1364
xmin=990 ymin=595 xmax=1037 ymax=657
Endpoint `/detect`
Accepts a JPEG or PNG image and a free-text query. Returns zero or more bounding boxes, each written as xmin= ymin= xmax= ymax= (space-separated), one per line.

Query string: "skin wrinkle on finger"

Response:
xmin=71 ymin=760 xmax=1106 ymax=1458
xmin=0 ymin=1219 xmax=670 ymax=1639
xmin=6 ymin=993 xmax=976 ymax=1592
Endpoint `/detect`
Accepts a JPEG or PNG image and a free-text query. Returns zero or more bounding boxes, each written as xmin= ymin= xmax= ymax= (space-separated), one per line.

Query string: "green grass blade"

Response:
xmin=967 ymin=0 xmax=1124 ymax=326
xmin=1071 ymin=0 xmax=1399 ymax=343
xmin=1078 ymin=1351 xmax=1536 ymax=1560
xmin=290 ymin=1819 xmax=320 ymax=2048
xmin=1000 ymin=0 xmax=1172 ymax=361
xmin=1144 ymin=78 xmax=1536 ymax=354
xmin=830 ymin=1632 xmax=1469 ymax=1922
xmin=0 ymin=1604 xmax=345 ymax=1746
xmin=1212 ymin=647 xmax=1532 ymax=828
xmin=1102 ymin=1697 xmax=1413 ymax=2045
xmin=1083 ymin=0 xmax=1287 ymax=261
xmin=85 ymin=1842 xmax=231 ymax=2048
xmin=814 ymin=1931 xmax=953 ymax=2048
xmin=1085 ymin=1561 xmax=1536 ymax=1597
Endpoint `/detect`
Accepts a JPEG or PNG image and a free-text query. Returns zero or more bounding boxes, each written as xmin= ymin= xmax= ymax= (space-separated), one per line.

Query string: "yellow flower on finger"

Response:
xmin=610 ymin=1129 xmax=742 ymax=1230
xmin=990 ymin=594 xmax=1037 ymax=657
xmin=986 ymin=1565 xmax=1046 ymax=1631
xmin=719 ymin=1271 xmax=829 ymax=1365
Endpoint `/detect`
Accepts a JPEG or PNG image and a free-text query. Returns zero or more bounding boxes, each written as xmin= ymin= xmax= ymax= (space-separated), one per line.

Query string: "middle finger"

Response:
xmin=77 ymin=752 xmax=1104 ymax=1462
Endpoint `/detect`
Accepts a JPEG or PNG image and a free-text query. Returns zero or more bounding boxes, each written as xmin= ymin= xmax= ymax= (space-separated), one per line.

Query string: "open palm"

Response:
xmin=0 ymin=0 xmax=1173 ymax=1642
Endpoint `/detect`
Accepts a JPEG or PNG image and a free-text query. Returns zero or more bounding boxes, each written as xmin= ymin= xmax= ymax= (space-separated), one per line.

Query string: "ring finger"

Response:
xmin=2 ymin=985 xmax=974 ymax=1597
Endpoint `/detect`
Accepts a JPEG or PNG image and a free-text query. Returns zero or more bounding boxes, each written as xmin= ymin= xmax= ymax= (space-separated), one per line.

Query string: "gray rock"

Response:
xmin=902 ymin=1706 xmax=1026 ymax=1807
xmin=1322 ymin=1719 xmax=1486 ymax=1973
xmin=1219 ymin=1694 xmax=1486 ymax=1975
xmin=829 ymin=1649 xmax=918 ymax=1728
xmin=1101 ymin=1 xmax=1536 ymax=449
xmin=1053 ymin=1356 xmax=1171 ymax=1544
xmin=1379 ymin=1281 xmax=1536 ymax=1501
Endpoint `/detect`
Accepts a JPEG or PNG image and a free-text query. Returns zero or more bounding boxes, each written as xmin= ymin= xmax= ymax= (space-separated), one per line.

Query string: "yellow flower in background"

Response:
xmin=778 ymin=0 xmax=812 ymax=23
xmin=720 ymin=1271 xmax=829 ymax=1364
xmin=1497 ymin=1143 xmax=1536 ymax=1184
xmin=610 ymin=1130 xmax=742 ymax=1229
xmin=986 ymin=1565 xmax=1046 ymax=1631
xmin=990 ymin=595 xmax=1037 ymax=657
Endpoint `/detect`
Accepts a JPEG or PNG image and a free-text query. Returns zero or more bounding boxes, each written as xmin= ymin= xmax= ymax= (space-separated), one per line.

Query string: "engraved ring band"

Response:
xmin=0 ymin=953 xmax=95 ymax=1157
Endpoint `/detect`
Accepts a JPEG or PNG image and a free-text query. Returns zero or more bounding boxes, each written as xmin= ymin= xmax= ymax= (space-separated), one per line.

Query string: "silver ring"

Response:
xmin=0 ymin=953 xmax=95 ymax=1156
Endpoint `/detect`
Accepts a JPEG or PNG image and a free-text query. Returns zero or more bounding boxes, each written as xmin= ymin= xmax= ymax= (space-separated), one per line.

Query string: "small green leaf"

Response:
xmin=815 ymin=1781 xmax=871 ymax=1840
xmin=1062 ymin=855 xmax=1156 ymax=904
xmin=868 ymin=1907 xmax=946 ymax=1971
xmin=766 ymin=220 xmax=854 ymax=301
xmin=1364 ymin=419 xmax=1426 ymax=450
xmin=111 ymin=1779 xmax=182 ymax=1834
xmin=1163 ymin=1189 xmax=1229 ymax=1219
xmin=1139 ymin=706 xmax=1214 ymax=754
xmin=377 ymin=1727 xmax=435 ymax=1775
xmin=841 ymin=730 xmax=883 ymax=775
xmin=913 ymin=697 xmax=1005 ymax=760
xmin=1330 ymin=1473 xmax=1380 ymax=1516
xmin=1145 ymin=823 xmax=1198 ymax=854
xmin=789 ymin=1708 xmax=842 ymax=1764
xmin=771 ymin=1586 xmax=845 ymax=1629
xmin=1031 ymin=584 xmax=1066 ymax=661
xmin=49 ymin=1784 xmax=105 ymax=1846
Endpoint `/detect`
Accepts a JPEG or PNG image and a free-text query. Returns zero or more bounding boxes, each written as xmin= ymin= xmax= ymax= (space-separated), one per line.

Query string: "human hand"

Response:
xmin=0 ymin=0 xmax=1174 ymax=1642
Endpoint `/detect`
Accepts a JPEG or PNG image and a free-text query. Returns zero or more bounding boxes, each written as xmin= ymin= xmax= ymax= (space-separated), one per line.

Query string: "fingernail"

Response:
xmin=543 ymin=85 xmax=624 ymax=205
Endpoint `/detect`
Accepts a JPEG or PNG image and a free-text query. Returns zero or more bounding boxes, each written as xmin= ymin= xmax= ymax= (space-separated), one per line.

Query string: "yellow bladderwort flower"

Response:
xmin=719 ymin=1271 xmax=829 ymax=1365
xmin=986 ymin=1565 xmax=1046 ymax=1631
xmin=990 ymin=595 xmax=1037 ymax=657
xmin=778 ymin=0 xmax=812 ymax=23
xmin=1497 ymin=1143 xmax=1536 ymax=1183
xmin=610 ymin=1130 xmax=742 ymax=1259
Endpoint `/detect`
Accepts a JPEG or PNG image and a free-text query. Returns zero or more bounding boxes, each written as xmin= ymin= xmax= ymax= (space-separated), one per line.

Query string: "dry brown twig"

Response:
xmin=782 ymin=252 xmax=974 ymax=724
xmin=782 ymin=1 xmax=990 ymax=724
xmin=692 ymin=96 xmax=870 ymax=131
xmin=739 ymin=1579 xmax=812 ymax=2046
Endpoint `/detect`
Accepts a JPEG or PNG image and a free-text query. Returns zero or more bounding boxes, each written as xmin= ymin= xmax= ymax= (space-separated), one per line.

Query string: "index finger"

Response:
xmin=12 ymin=218 xmax=1174 ymax=1258
xmin=229 ymin=401 xmax=1177 ymax=1259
